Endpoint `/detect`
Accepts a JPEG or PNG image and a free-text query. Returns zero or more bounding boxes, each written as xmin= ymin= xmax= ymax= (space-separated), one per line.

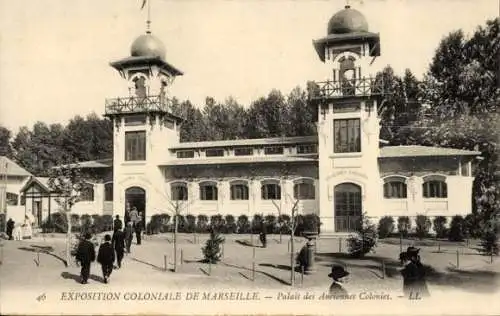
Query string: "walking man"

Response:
xmin=124 ymin=222 xmax=133 ymax=254
xmin=112 ymin=227 xmax=126 ymax=268
xmin=400 ymin=246 xmax=430 ymax=298
xmin=97 ymin=234 xmax=115 ymax=284
xmin=6 ymin=218 xmax=14 ymax=240
xmin=259 ymin=221 xmax=267 ymax=248
xmin=75 ymin=233 xmax=96 ymax=284
xmin=113 ymin=215 xmax=123 ymax=232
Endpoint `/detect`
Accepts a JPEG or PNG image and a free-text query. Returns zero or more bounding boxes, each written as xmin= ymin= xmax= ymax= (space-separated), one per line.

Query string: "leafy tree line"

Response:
xmin=0 ymin=18 xmax=497 ymax=244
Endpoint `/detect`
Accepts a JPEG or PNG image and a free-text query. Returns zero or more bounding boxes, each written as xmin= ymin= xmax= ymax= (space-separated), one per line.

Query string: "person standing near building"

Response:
xmin=112 ymin=227 xmax=125 ymax=268
xmin=75 ymin=233 xmax=96 ymax=284
xmin=129 ymin=207 xmax=139 ymax=227
xmin=97 ymin=234 xmax=115 ymax=284
xmin=124 ymin=222 xmax=133 ymax=254
xmin=135 ymin=212 xmax=143 ymax=245
xmin=259 ymin=221 xmax=267 ymax=248
xmin=6 ymin=218 xmax=14 ymax=240
xmin=113 ymin=215 xmax=122 ymax=232
xmin=400 ymin=246 xmax=430 ymax=298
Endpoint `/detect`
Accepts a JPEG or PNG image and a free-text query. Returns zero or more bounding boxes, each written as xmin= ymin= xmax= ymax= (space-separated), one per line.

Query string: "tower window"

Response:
xmin=334 ymin=119 xmax=361 ymax=153
xmin=124 ymin=115 xmax=146 ymax=126
xmin=125 ymin=131 xmax=146 ymax=161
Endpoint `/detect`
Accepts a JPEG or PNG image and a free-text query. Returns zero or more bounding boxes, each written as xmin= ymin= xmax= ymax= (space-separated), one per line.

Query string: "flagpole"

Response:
xmin=146 ymin=0 xmax=152 ymax=33
xmin=2 ymin=162 xmax=7 ymax=232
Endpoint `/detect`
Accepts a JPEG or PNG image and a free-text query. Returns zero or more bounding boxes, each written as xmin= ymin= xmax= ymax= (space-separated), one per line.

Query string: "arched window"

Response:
xmin=230 ymin=181 xmax=249 ymax=200
xmin=6 ymin=192 xmax=18 ymax=206
xmin=79 ymin=183 xmax=94 ymax=201
xmin=383 ymin=177 xmax=407 ymax=199
xmin=199 ymin=182 xmax=218 ymax=201
xmin=104 ymin=183 xmax=113 ymax=201
xmin=423 ymin=179 xmax=447 ymax=198
xmin=171 ymin=182 xmax=188 ymax=201
xmin=261 ymin=180 xmax=281 ymax=200
xmin=293 ymin=179 xmax=315 ymax=200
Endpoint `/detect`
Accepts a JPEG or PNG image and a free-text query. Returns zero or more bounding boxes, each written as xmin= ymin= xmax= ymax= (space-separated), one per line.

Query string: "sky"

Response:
xmin=0 ymin=0 xmax=498 ymax=133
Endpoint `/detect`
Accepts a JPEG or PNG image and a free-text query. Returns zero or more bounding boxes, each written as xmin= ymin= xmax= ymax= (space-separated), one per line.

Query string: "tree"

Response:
xmin=0 ymin=126 xmax=13 ymax=158
xmin=47 ymin=158 xmax=88 ymax=266
xmin=346 ymin=213 xmax=378 ymax=258
xmin=202 ymin=228 xmax=225 ymax=263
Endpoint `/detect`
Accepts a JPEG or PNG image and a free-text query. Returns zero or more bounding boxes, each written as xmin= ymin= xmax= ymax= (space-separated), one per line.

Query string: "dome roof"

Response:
xmin=130 ymin=33 xmax=166 ymax=60
xmin=327 ymin=5 xmax=369 ymax=35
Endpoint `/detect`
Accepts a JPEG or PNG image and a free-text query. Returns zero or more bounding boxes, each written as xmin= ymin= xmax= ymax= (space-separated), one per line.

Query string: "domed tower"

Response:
xmin=104 ymin=26 xmax=184 ymax=227
xmin=308 ymin=5 xmax=387 ymax=235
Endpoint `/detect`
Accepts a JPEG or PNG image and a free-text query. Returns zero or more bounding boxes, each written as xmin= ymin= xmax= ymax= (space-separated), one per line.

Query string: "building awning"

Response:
xmin=379 ymin=146 xmax=481 ymax=158
xmin=169 ymin=136 xmax=318 ymax=150
xmin=160 ymin=155 xmax=318 ymax=166
xmin=0 ymin=156 xmax=32 ymax=177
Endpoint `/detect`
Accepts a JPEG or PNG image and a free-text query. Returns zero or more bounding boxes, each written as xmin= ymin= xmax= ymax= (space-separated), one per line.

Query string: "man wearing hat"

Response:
xmin=97 ymin=234 xmax=115 ymax=284
xmin=400 ymin=246 xmax=429 ymax=298
xmin=328 ymin=264 xmax=349 ymax=296
xmin=75 ymin=233 xmax=96 ymax=284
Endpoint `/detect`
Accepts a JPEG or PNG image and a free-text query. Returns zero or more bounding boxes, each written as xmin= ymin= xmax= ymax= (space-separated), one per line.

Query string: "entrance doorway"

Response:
xmin=334 ymin=183 xmax=362 ymax=232
xmin=125 ymin=187 xmax=146 ymax=228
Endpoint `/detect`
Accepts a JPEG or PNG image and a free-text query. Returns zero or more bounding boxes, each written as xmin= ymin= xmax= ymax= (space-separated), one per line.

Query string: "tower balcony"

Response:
xmin=104 ymin=95 xmax=174 ymax=116
xmin=308 ymin=77 xmax=385 ymax=101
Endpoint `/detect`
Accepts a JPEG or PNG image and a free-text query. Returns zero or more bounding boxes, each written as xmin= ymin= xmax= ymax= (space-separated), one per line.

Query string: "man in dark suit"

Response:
xmin=75 ymin=233 xmax=96 ymax=284
xmin=113 ymin=215 xmax=123 ymax=232
xmin=97 ymin=234 xmax=115 ymax=284
xmin=112 ymin=228 xmax=126 ymax=268
xmin=124 ymin=222 xmax=134 ymax=254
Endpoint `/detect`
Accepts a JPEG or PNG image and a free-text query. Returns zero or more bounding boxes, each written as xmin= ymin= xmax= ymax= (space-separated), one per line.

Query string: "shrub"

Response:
xmin=148 ymin=214 xmax=162 ymax=234
xmin=479 ymin=218 xmax=499 ymax=256
xmin=278 ymin=214 xmax=291 ymax=234
xmin=202 ymin=228 xmax=225 ymax=264
xmin=415 ymin=215 xmax=431 ymax=239
xmin=300 ymin=214 xmax=321 ymax=235
xmin=158 ymin=214 xmax=171 ymax=233
xmin=294 ymin=215 xmax=305 ymax=236
xmin=70 ymin=214 xmax=80 ymax=232
xmin=397 ymin=216 xmax=411 ymax=237
xmin=264 ymin=214 xmax=277 ymax=234
xmin=174 ymin=215 xmax=187 ymax=233
xmin=224 ymin=215 xmax=237 ymax=234
xmin=210 ymin=214 xmax=225 ymax=232
xmin=433 ymin=216 xmax=448 ymax=239
xmin=101 ymin=215 xmax=113 ymax=232
xmin=464 ymin=213 xmax=481 ymax=239
xmin=251 ymin=214 xmax=264 ymax=234
xmin=197 ymin=215 xmax=209 ymax=233
xmin=185 ymin=215 xmax=196 ymax=233
xmin=0 ymin=214 xmax=5 ymax=232
xmin=347 ymin=214 xmax=378 ymax=258
xmin=51 ymin=213 xmax=69 ymax=233
xmin=448 ymin=215 xmax=465 ymax=241
xmin=236 ymin=215 xmax=251 ymax=234
xmin=377 ymin=216 xmax=395 ymax=239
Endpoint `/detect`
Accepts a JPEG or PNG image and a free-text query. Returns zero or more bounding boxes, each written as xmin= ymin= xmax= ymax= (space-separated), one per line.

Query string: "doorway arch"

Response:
xmin=334 ymin=183 xmax=362 ymax=232
xmin=125 ymin=186 xmax=146 ymax=228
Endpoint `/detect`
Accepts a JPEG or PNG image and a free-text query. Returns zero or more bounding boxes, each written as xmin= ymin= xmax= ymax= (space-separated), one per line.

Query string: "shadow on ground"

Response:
xmin=235 ymin=240 xmax=259 ymax=248
xmin=18 ymin=246 xmax=68 ymax=267
xmin=61 ymin=271 xmax=105 ymax=284
xmin=130 ymin=257 xmax=165 ymax=271
xmin=221 ymin=261 xmax=291 ymax=286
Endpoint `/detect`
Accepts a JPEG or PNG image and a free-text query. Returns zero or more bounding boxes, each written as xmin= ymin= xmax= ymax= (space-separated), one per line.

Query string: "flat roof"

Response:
xmin=169 ymin=136 xmax=318 ymax=150
xmin=379 ymin=146 xmax=481 ymax=158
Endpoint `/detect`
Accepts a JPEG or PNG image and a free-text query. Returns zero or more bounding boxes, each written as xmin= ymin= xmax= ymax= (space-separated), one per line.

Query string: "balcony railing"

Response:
xmin=105 ymin=95 xmax=174 ymax=115
xmin=308 ymin=77 xmax=386 ymax=100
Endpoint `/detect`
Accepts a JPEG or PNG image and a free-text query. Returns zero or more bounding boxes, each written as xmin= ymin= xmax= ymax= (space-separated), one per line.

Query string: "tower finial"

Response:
xmin=146 ymin=0 xmax=151 ymax=34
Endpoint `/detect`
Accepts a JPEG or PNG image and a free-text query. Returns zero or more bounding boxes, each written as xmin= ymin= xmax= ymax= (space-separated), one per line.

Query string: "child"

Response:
xmin=328 ymin=264 xmax=349 ymax=296
xmin=97 ymin=234 xmax=115 ymax=284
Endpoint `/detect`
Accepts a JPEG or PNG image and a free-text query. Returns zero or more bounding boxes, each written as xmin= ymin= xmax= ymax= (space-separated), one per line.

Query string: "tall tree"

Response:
xmin=0 ymin=126 xmax=13 ymax=158
xmin=286 ymin=87 xmax=316 ymax=137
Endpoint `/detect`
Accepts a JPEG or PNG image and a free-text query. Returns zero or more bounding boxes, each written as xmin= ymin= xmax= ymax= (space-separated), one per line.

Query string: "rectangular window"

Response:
xmin=177 ymin=150 xmax=195 ymax=158
xmin=230 ymin=184 xmax=249 ymax=200
xmin=334 ymin=119 xmax=360 ymax=153
xmin=297 ymin=144 xmax=318 ymax=154
xmin=124 ymin=114 xmax=147 ymax=126
xmin=125 ymin=131 xmax=146 ymax=161
xmin=205 ymin=148 xmax=224 ymax=157
xmin=234 ymin=147 xmax=254 ymax=156
xmin=264 ymin=146 xmax=284 ymax=155
xmin=104 ymin=183 xmax=113 ymax=201
xmin=200 ymin=184 xmax=218 ymax=201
